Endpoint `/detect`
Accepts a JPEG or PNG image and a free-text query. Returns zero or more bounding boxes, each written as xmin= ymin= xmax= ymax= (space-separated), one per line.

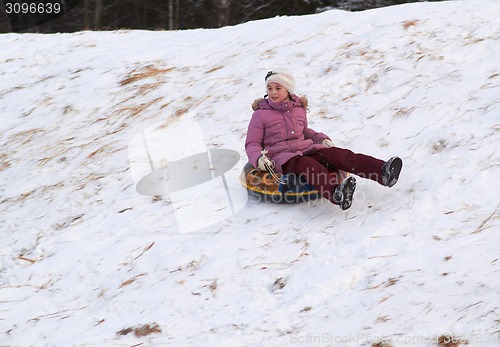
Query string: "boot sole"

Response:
xmin=387 ymin=157 xmax=403 ymax=187
xmin=340 ymin=177 xmax=356 ymax=210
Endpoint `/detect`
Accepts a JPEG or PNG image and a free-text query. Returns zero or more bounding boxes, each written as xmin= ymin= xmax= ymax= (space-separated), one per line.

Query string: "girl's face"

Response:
xmin=266 ymin=82 xmax=289 ymax=103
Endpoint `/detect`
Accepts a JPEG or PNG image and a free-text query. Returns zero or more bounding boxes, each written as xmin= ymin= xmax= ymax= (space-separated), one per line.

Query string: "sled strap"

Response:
xmin=265 ymin=162 xmax=287 ymax=185
xmin=261 ymin=150 xmax=287 ymax=185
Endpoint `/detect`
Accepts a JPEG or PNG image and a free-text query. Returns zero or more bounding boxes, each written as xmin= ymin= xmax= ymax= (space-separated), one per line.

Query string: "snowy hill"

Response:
xmin=1 ymin=0 xmax=499 ymax=346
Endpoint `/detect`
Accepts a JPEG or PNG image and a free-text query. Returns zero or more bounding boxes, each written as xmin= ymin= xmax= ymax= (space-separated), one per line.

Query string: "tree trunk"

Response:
xmin=168 ymin=0 xmax=174 ymax=30
xmin=0 ymin=4 xmax=12 ymax=32
xmin=94 ymin=0 xmax=103 ymax=29
xmin=83 ymin=0 xmax=91 ymax=29
xmin=175 ymin=0 xmax=180 ymax=29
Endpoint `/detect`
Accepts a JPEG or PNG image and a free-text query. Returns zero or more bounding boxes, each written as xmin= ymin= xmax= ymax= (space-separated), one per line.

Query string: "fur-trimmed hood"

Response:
xmin=251 ymin=95 xmax=308 ymax=111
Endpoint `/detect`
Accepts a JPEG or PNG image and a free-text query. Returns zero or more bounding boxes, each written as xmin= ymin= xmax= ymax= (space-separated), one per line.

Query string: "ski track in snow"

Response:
xmin=0 ymin=0 xmax=499 ymax=346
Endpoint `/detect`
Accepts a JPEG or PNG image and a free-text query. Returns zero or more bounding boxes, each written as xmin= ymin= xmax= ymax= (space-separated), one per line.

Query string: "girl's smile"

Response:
xmin=267 ymin=82 xmax=290 ymax=103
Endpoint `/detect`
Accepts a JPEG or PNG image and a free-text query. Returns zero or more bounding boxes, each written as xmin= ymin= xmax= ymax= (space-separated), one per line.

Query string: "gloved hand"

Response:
xmin=321 ymin=138 xmax=335 ymax=148
xmin=258 ymin=155 xmax=274 ymax=171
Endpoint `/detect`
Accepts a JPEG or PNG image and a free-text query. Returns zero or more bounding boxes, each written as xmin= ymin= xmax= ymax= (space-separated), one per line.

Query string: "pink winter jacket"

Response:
xmin=245 ymin=95 xmax=330 ymax=173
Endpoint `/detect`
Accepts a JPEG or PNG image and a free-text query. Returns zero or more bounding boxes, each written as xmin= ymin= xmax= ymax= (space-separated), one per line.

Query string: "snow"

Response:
xmin=1 ymin=0 xmax=499 ymax=346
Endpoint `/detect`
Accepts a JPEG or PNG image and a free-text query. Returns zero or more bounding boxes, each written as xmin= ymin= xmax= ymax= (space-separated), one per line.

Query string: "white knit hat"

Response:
xmin=265 ymin=70 xmax=296 ymax=95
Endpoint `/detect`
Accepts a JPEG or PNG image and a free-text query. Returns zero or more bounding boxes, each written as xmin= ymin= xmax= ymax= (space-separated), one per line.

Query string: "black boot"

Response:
xmin=333 ymin=176 xmax=356 ymax=210
xmin=382 ymin=157 xmax=403 ymax=187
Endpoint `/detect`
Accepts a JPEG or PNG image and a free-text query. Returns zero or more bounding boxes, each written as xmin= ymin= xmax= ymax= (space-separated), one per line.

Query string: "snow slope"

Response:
xmin=1 ymin=0 xmax=499 ymax=346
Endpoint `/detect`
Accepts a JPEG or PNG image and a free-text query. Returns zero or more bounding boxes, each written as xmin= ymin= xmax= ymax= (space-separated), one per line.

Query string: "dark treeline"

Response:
xmin=0 ymin=0 xmax=446 ymax=33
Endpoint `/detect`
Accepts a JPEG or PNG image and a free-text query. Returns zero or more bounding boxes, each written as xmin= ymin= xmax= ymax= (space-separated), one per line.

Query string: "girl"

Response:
xmin=245 ymin=69 xmax=403 ymax=210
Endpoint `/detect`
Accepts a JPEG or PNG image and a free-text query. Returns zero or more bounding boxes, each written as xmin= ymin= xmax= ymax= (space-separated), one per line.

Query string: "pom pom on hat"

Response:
xmin=265 ymin=70 xmax=296 ymax=95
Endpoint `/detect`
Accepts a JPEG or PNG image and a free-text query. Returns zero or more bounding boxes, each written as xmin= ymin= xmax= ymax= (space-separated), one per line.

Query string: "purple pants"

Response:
xmin=282 ymin=147 xmax=385 ymax=202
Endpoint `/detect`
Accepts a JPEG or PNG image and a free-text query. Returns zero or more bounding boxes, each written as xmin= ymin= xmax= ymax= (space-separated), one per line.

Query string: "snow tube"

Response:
xmin=239 ymin=162 xmax=348 ymax=203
